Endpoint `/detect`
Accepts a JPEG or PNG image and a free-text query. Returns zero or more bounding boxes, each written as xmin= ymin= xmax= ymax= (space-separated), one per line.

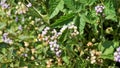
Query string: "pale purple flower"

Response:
xmin=22 ymin=53 xmax=28 ymax=57
xmin=15 ymin=16 xmax=18 ymax=22
xmin=50 ymin=47 xmax=54 ymax=51
xmin=2 ymin=33 xmax=13 ymax=44
xmin=0 ymin=0 xmax=6 ymax=5
xmin=0 ymin=0 xmax=9 ymax=9
xmin=114 ymin=47 xmax=120 ymax=62
xmin=50 ymin=44 xmax=53 ymax=48
xmin=22 ymin=17 xmax=25 ymax=22
xmin=18 ymin=25 xmax=22 ymax=31
xmin=117 ymin=47 xmax=120 ymax=52
xmin=27 ymin=3 xmax=32 ymax=7
xmin=56 ymin=50 xmax=62 ymax=57
xmin=49 ymin=40 xmax=61 ymax=57
xmin=95 ymin=5 xmax=104 ymax=14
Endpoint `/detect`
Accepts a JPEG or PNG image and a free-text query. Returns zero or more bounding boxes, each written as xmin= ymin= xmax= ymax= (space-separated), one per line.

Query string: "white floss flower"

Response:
xmin=44 ymin=27 xmax=50 ymax=31
xmin=50 ymin=47 xmax=54 ymax=51
xmin=57 ymin=32 xmax=62 ymax=36
xmin=73 ymin=26 xmax=77 ymax=30
xmin=41 ymin=30 xmax=47 ymax=36
xmin=91 ymin=60 xmax=96 ymax=64
xmin=50 ymin=44 xmax=53 ymax=48
xmin=95 ymin=5 xmax=105 ymax=14
xmin=68 ymin=24 xmax=74 ymax=29
xmin=60 ymin=25 xmax=67 ymax=33
xmin=27 ymin=2 xmax=32 ymax=7
xmin=49 ymin=41 xmax=54 ymax=45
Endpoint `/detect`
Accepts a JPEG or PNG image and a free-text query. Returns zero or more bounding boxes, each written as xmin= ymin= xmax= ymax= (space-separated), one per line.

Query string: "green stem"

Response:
xmin=100 ymin=16 xmax=104 ymax=42
xmin=26 ymin=0 xmax=49 ymax=25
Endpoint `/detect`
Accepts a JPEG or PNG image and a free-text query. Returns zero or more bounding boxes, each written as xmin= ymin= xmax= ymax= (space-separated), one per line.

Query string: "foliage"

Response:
xmin=0 ymin=0 xmax=120 ymax=67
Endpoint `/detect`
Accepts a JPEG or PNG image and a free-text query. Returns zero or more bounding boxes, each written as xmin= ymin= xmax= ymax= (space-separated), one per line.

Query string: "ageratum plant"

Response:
xmin=0 ymin=0 xmax=120 ymax=68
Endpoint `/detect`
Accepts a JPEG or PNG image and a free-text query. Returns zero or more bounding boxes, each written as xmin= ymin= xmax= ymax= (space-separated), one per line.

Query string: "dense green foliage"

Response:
xmin=0 ymin=0 xmax=120 ymax=68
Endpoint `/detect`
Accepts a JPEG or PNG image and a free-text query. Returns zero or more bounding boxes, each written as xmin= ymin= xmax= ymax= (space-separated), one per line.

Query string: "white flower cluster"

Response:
xmin=90 ymin=50 xmax=101 ymax=64
xmin=2 ymin=33 xmax=13 ymax=44
xmin=90 ymin=50 xmax=96 ymax=64
xmin=114 ymin=47 xmax=120 ymax=62
xmin=38 ymin=23 xmax=79 ymax=57
xmin=15 ymin=2 xmax=28 ymax=14
xmin=67 ymin=23 xmax=79 ymax=36
xmin=0 ymin=0 xmax=9 ymax=9
xmin=49 ymin=40 xmax=61 ymax=57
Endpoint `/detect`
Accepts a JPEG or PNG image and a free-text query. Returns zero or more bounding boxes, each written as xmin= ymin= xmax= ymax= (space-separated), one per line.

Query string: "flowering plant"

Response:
xmin=0 ymin=0 xmax=120 ymax=67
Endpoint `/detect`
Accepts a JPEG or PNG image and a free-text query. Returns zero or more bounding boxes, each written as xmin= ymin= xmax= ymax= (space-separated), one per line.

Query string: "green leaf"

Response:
xmin=0 ymin=23 xmax=6 ymax=30
xmin=49 ymin=0 xmax=64 ymax=19
xmin=59 ymin=29 xmax=69 ymax=43
xmin=79 ymin=15 xmax=86 ymax=35
xmin=104 ymin=2 xmax=117 ymax=21
xmin=62 ymin=56 xmax=69 ymax=64
xmin=63 ymin=0 xmax=75 ymax=10
xmin=50 ymin=13 xmax=74 ymax=27
xmin=98 ymin=40 xmax=119 ymax=60
xmin=1 ymin=64 xmax=7 ymax=68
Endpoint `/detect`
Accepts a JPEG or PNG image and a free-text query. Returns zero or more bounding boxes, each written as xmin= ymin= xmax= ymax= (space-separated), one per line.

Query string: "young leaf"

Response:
xmin=0 ymin=23 xmax=6 ymax=30
xmin=62 ymin=56 xmax=69 ymax=64
xmin=104 ymin=1 xmax=117 ymax=21
xmin=49 ymin=0 xmax=64 ymax=19
xmin=79 ymin=15 xmax=86 ymax=35
xmin=50 ymin=13 xmax=74 ymax=27
xmin=98 ymin=40 xmax=118 ymax=60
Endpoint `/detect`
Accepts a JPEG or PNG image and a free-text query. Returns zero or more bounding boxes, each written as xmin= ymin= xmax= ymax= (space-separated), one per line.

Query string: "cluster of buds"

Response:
xmin=49 ymin=40 xmax=61 ymax=57
xmin=114 ymin=47 xmax=120 ymax=62
xmin=95 ymin=5 xmax=105 ymax=14
xmin=2 ymin=33 xmax=13 ymax=44
xmin=87 ymin=41 xmax=93 ymax=47
xmin=46 ymin=59 xmax=53 ymax=68
xmin=90 ymin=50 xmax=102 ymax=64
xmin=68 ymin=23 xmax=79 ymax=36
xmin=35 ymin=17 xmax=44 ymax=24
xmin=15 ymin=2 xmax=28 ymax=14
xmin=57 ymin=57 xmax=62 ymax=65
xmin=0 ymin=0 xmax=9 ymax=9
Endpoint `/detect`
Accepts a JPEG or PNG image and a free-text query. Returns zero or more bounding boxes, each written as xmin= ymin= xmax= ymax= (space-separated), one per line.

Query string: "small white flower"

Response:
xmin=57 ymin=32 xmax=62 ymax=36
xmin=58 ymin=50 xmax=62 ymax=53
xmin=50 ymin=36 xmax=55 ymax=40
xmin=91 ymin=60 xmax=96 ymax=64
xmin=51 ymin=47 xmax=54 ymax=51
xmin=27 ymin=2 xmax=32 ymax=7
xmin=53 ymin=44 xmax=57 ymax=47
xmin=68 ymin=25 xmax=74 ymax=29
xmin=50 ymin=44 xmax=53 ymax=48
xmin=44 ymin=27 xmax=50 ymax=31
xmin=60 ymin=25 xmax=67 ymax=33
xmin=42 ymin=31 xmax=47 ymax=36
xmin=49 ymin=41 xmax=54 ymax=45
xmin=73 ymin=26 xmax=77 ymax=30
xmin=114 ymin=52 xmax=118 ymax=56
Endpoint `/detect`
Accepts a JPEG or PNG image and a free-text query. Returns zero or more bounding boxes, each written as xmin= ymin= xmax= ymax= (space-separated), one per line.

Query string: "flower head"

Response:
xmin=95 ymin=5 xmax=104 ymax=14
xmin=0 ymin=0 xmax=9 ymax=9
xmin=114 ymin=47 xmax=120 ymax=62
xmin=2 ymin=33 xmax=13 ymax=44
xmin=27 ymin=2 xmax=32 ymax=7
